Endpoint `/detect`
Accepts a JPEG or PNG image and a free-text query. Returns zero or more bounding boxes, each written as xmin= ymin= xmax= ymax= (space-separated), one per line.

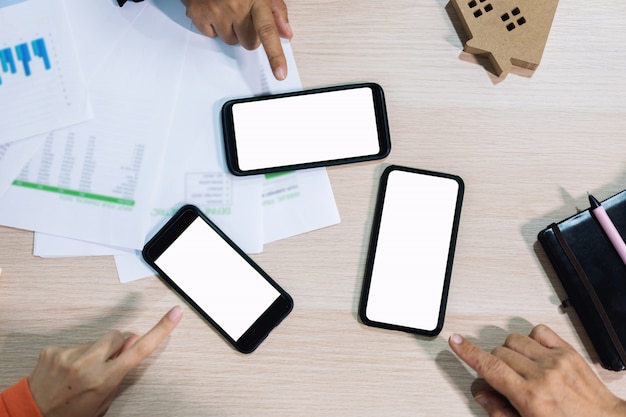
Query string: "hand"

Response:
xmin=28 ymin=306 xmax=183 ymax=417
xmin=449 ymin=324 xmax=626 ymax=417
xmin=183 ymin=0 xmax=293 ymax=81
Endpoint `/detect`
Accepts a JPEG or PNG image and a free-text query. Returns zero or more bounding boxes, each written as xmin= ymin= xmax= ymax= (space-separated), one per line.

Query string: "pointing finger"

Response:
xmin=270 ymin=0 xmax=292 ymax=40
xmin=449 ymin=334 xmax=524 ymax=398
xmin=251 ymin=3 xmax=287 ymax=80
xmin=114 ymin=306 xmax=183 ymax=372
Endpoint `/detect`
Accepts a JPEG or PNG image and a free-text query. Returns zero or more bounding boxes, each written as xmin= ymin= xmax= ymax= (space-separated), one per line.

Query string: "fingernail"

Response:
xmin=274 ymin=66 xmax=287 ymax=81
xmin=474 ymin=394 xmax=489 ymax=407
xmin=450 ymin=333 xmax=464 ymax=345
xmin=168 ymin=306 xmax=183 ymax=322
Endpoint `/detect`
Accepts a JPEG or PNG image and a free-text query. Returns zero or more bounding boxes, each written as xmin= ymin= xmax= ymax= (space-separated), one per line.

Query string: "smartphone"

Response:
xmin=359 ymin=165 xmax=464 ymax=336
xmin=142 ymin=205 xmax=293 ymax=353
xmin=221 ymin=83 xmax=391 ymax=176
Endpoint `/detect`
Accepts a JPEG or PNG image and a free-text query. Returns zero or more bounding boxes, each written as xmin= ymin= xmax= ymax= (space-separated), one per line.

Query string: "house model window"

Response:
xmin=451 ymin=0 xmax=559 ymax=77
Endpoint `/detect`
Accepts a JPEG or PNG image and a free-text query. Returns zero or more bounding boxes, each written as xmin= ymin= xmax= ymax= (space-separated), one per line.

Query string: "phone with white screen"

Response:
xmin=359 ymin=165 xmax=464 ymax=336
xmin=221 ymin=83 xmax=391 ymax=176
xmin=142 ymin=205 xmax=293 ymax=353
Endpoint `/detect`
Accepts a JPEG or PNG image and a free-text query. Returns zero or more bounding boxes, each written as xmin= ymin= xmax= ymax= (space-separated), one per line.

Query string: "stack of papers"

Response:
xmin=0 ymin=0 xmax=340 ymax=282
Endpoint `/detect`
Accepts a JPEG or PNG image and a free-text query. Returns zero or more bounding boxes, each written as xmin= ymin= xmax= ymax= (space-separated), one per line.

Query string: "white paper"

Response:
xmin=0 ymin=0 xmax=91 ymax=144
xmin=0 ymin=3 xmax=188 ymax=249
xmin=142 ymin=21 xmax=278 ymax=255
xmin=0 ymin=136 xmax=43 ymax=197
xmin=0 ymin=0 xmax=145 ymax=197
xmin=262 ymin=169 xmax=340 ymax=244
xmin=28 ymin=1 xmax=341 ymax=284
xmin=33 ymin=233 xmax=130 ymax=257
xmin=114 ymin=252 xmax=154 ymax=284
xmin=33 ymin=233 xmax=148 ymax=283
xmin=143 ymin=25 xmax=336 ymax=251
xmin=64 ymin=0 xmax=147 ymax=80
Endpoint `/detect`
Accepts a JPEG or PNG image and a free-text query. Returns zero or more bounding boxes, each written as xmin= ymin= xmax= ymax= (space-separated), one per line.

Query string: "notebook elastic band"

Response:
xmin=551 ymin=223 xmax=626 ymax=364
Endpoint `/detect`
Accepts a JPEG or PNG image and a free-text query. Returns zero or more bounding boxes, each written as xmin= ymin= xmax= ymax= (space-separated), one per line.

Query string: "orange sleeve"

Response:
xmin=0 ymin=377 xmax=43 ymax=417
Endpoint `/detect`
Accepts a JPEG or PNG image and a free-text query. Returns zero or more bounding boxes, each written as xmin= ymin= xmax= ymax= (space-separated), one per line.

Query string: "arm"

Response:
xmin=183 ymin=0 xmax=293 ymax=81
xmin=449 ymin=324 xmax=626 ymax=417
xmin=26 ymin=306 xmax=182 ymax=417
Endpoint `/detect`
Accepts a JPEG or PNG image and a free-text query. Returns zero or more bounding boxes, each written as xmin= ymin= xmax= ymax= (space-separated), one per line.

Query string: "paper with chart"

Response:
xmin=24 ymin=0 xmax=340 ymax=283
xmin=262 ymin=169 xmax=340 ymax=244
xmin=139 ymin=19 xmax=281 ymax=256
xmin=31 ymin=4 xmax=293 ymax=263
xmin=0 ymin=0 xmax=91 ymax=144
xmin=110 ymin=22 xmax=338 ymax=281
xmin=0 ymin=0 xmax=145 ymax=197
xmin=0 ymin=3 xmax=187 ymax=249
xmin=140 ymin=18 xmax=340 ymax=248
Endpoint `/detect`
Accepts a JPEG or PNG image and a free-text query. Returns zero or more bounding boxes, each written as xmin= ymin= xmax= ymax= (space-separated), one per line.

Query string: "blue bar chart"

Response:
xmin=0 ymin=37 xmax=50 ymax=85
xmin=0 ymin=0 xmax=90 ymax=145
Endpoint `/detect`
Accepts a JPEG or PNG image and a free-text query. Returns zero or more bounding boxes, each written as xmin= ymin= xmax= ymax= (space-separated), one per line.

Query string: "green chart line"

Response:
xmin=12 ymin=180 xmax=135 ymax=206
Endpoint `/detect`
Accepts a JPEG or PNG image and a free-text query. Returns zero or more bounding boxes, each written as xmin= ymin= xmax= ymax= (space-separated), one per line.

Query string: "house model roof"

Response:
xmin=451 ymin=0 xmax=559 ymax=77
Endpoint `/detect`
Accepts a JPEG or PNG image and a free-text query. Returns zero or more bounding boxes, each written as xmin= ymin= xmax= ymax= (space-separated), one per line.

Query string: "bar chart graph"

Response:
xmin=0 ymin=0 xmax=90 ymax=145
xmin=0 ymin=37 xmax=50 ymax=84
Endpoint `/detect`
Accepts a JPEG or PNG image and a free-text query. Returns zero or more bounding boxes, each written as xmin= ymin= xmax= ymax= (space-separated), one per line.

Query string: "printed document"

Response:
xmin=0 ymin=0 xmax=90 ymax=144
xmin=0 ymin=3 xmax=187 ymax=249
xmin=0 ymin=137 xmax=43 ymax=198
xmin=26 ymin=0 xmax=340 ymax=283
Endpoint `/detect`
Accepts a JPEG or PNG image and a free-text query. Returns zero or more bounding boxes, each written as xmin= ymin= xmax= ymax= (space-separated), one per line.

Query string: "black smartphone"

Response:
xmin=359 ymin=165 xmax=464 ymax=336
xmin=142 ymin=205 xmax=293 ymax=353
xmin=221 ymin=83 xmax=391 ymax=176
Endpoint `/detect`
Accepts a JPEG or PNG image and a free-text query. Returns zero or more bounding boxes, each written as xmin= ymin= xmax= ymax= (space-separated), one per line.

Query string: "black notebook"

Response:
xmin=538 ymin=190 xmax=626 ymax=371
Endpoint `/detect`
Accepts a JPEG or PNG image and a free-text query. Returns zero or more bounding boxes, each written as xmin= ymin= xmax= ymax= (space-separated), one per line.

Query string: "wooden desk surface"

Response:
xmin=2 ymin=1 xmax=626 ymax=415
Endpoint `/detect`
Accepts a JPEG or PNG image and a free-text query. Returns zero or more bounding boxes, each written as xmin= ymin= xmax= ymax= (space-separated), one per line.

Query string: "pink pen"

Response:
xmin=589 ymin=194 xmax=626 ymax=266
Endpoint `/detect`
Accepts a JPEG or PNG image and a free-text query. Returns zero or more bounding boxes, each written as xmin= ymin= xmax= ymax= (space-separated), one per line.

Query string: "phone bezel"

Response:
xmin=142 ymin=205 xmax=293 ymax=353
xmin=221 ymin=82 xmax=391 ymax=176
xmin=358 ymin=165 xmax=464 ymax=336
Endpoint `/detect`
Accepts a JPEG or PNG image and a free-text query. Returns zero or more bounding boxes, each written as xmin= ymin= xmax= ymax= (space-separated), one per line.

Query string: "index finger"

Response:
xmin=115 ymin=306 xmax=183 ymax=372
xmin=251 ymin=3 xmax=287 ymax=80
xmin=449 ymin=334 xmax=524 ymax=397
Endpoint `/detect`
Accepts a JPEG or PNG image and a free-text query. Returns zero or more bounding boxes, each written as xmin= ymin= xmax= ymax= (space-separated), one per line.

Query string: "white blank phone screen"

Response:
xmin=231 ymin=87 xmax=381 ymax=170
xmin=154 ymin=217 xmax=280 ymax=341
xmin=365 ymin=170 xmax=459 ymax=332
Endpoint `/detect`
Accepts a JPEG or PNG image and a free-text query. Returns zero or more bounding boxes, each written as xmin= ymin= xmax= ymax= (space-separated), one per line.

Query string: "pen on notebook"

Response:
xmin=588 ymin=194 xmax=626 ymax=265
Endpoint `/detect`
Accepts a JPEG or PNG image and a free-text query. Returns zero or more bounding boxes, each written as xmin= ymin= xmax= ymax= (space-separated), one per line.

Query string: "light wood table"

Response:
xmin=2 ymin=0 xmax=626 ymax=415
